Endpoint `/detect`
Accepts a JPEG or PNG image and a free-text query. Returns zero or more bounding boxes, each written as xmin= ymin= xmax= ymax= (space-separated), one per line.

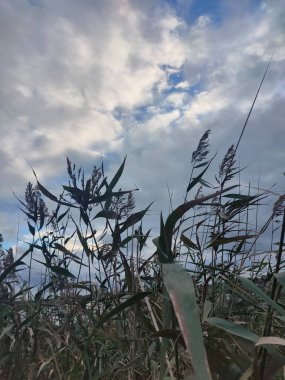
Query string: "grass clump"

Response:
xmin=0 ymin=60 xmax=284 ymax=380
xmin=0 ymin=138 xmax=284 ymax=380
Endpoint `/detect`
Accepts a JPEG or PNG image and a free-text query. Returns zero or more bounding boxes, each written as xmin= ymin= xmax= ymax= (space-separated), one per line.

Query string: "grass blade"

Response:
xmin=162 ymin=263 xmax=212 ymax=380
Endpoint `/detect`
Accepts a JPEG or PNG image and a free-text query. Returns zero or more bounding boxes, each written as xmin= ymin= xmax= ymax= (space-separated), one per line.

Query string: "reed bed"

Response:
xmin=1 ymin=63 xmax=285 ymax=379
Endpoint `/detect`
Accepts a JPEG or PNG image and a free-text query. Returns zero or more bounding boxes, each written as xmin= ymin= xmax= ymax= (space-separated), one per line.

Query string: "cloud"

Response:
xmin=0 ymin=0 xmax=284 ymax=253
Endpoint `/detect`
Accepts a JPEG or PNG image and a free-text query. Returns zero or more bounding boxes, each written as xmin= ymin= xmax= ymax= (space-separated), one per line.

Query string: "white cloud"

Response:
xmin=183 ymin=89 xmax=229 ymax=127
xmin=165 ymin=93 xmax=186 ymax=107
xmin=0 ymin=0 xmax=284 ymax=253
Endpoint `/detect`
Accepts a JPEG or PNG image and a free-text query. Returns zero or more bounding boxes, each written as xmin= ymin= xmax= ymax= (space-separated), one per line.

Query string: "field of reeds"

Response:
xmin=1 ymin=71 xmax=285 ymax=380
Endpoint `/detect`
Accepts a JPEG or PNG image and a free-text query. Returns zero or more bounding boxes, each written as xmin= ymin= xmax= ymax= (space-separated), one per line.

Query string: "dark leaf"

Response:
xmin=57 ymin=209 xmax=69 ymax=223
xmin=187 ymin=159 xmax=212 ymax=193
xmin=27 ymin=222 xmax=35 ymax=236
xmin=108 ymin=156 xmax=126 ymax=192
xmin=120 ymin=203 xmax=153 ymax=234
xmin=95 ymin=291 xmax=151 ymax=328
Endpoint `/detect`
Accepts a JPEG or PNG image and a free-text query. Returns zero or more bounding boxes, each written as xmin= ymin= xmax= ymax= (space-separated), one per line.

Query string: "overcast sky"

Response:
xmin=0 ymin=0 xmax=284 ymax=249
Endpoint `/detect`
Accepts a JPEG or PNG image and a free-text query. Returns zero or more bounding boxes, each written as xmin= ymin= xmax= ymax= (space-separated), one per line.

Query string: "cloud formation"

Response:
xmin=0 ymin=0 xmax=284 ymax=243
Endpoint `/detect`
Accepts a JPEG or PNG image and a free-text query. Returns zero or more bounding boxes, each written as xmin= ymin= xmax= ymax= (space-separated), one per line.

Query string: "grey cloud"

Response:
xmin=0 ymin=0 xmax=284 ymax=254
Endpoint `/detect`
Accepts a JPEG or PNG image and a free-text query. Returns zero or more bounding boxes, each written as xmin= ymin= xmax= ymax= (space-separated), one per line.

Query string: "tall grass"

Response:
xmin=0 ymin=140 xmax=284 ymax=379
xmin=0 ymin=59 xmax=285 ymax=380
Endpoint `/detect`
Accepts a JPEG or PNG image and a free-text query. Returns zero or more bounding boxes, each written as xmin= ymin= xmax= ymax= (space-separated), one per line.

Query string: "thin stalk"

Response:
xmin=259 ymin=206 xmax=285 ymax=379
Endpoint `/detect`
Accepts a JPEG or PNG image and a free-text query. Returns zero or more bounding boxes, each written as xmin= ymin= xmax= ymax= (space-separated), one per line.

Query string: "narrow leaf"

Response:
xmin=237 ymin=276 xmax=285 ymax=316
xmin=50 ymin=265 xmax=76 ymax=279
xmin=206 ymin=317 xmax=259 ymax=343
xmin=108 ymin=156 xmax=126 ymax=191
xmin=255 ymin=336 xmax=285 ymax=347
xmin=120 ymin=203 xmax=153 ymax=234
xmin=186 ymin=160 xmax=212 ymax=193
xmin=96 ymin=291 xmax=151 ymax=328
xmin=27 ymin=222 xmax=35 ymax=236
xmin=162 ymin=263 xmax=212 ymax=380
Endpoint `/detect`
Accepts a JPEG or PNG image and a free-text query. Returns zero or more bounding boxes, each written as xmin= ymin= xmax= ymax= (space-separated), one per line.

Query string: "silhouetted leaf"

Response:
xmin=180 ymin=234 xmax=199 ymax=250
xmin=194 ymin=161 xmax=210 ymax=169
xmin=0 ymin=247 xmax=32 ymax=283
xmin=57 ymin=209 xmax=69 ymax=223
xmin=223 ymin=194 xmax=256 ymax=200
xmin=37 ymin=181 xmax=58 ymax=203
xmin=207 ymin=234 xmax=256 ymax=247
xmin=108 ymin=156 xmax=126 ymax=192
xmin=80 ymin=207 xmax=90 ymax=226
xmin=27 ymin=222 xmax=35 ymax=236
xmin=119 ymin=251 xmax=133 ymax=292
xmin=186 ymin=160 xmax=212 ymax=193
xmin=76 ymin=226 xmax=92 ymax=255
xmin=120 ymin=203 xmax=153 ymax=234
xmin=49 ymin=265 xmax=76 ymax=279
xmin=160 ymin=186 xmax=237 ymax=262
xmin=96 ymin=291 xmax=151 ymax=328
xmin=35 ymin=282 xmax=54 ymax=301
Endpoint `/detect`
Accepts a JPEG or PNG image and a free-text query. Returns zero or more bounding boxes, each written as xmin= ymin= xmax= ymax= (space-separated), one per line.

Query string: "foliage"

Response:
xmin=0 ymin=138 xmax=283 ymax=380
xmin=0 ymin=59 xmax=284 ymax=378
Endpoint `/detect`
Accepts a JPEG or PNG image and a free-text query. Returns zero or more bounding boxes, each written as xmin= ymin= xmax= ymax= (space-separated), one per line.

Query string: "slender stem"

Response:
xmin=259 ymin=206 xmax=285 ymax=379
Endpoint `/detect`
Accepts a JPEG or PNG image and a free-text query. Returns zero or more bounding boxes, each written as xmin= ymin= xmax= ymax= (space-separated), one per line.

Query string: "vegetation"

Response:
xmin=0 ymin=63 xmax=284 ymax=380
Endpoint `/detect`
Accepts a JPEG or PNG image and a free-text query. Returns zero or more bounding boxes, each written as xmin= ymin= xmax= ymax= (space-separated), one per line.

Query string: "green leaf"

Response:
xmin=19 ymin=208 xmax=37 ymax=223
xmin=120 ymin=235 xmax=136 ymax=247
xmin=0 ymin=324 xmax=15 ymax=341
xmin=206 ymin=317 xmax=259 ymax=343
xmin=237 ymin=276 xmax=285 ymax=316
xmin=151 ymin=329 xmax=186 ymax=348
xmin=274 ymin=272 xmax=285 ymax=289
xmin=64 ymin=230 xmax=76 ymax=245
xmin=162 ymin=263 xmax=212 ymax=380
xmin=153 ymin=214 xmax=170 ymax=263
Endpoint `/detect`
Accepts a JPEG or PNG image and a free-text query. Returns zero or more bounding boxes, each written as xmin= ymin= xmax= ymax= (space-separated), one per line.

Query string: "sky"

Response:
xmin=0 ymin=0 xmax=285 ymax=255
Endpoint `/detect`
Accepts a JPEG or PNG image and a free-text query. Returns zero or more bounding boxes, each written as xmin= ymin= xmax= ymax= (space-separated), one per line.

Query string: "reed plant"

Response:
xmin=0 ymin=59 xmax=284 ymax=380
